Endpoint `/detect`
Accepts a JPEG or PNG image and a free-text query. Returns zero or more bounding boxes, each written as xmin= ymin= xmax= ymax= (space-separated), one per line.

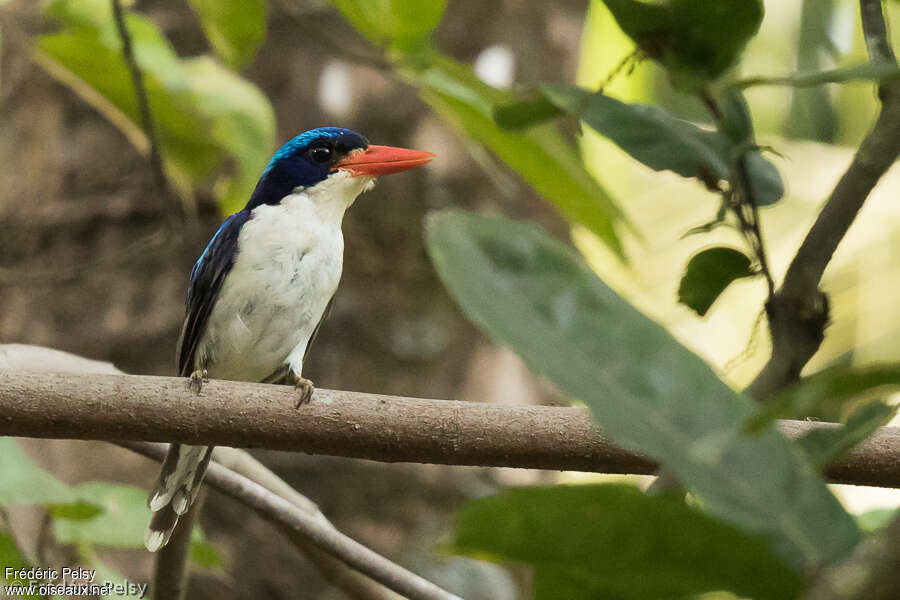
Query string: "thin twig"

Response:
xmin=109 ymin=0 xmax=179 ymax=221
xmin=2 ymin=371 xmax=900 ymax=488
xmin=119 ymin=441 xmax=462 ymax=600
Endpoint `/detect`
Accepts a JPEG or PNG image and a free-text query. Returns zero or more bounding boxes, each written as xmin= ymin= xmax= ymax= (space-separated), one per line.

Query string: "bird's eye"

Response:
xmin=309 ymin=145 xmax=333 ymax=164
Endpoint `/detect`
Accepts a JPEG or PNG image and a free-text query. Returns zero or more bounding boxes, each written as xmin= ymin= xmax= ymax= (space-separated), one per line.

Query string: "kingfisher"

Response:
xmin=144 ymin=127 xmax=434 ymax=551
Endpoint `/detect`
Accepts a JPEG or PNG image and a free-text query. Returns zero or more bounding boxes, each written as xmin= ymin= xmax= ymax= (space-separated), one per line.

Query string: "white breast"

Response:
xmin=195 ymin=172 xmax=373 ymax=382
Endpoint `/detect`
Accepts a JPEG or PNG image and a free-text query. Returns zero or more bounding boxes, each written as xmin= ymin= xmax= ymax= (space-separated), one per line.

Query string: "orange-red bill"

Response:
xmin=333 ymin=145 xmax=435 ymax=177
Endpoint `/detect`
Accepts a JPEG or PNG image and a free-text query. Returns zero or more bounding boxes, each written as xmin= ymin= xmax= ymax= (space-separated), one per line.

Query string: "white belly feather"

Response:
xmin=195 ymin=183 xmax=358 ymax=382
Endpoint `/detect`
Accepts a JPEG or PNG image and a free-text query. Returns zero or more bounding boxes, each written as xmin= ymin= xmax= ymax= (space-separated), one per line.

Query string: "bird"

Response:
xmin=144 ymin=126 xmax=434 ymax=552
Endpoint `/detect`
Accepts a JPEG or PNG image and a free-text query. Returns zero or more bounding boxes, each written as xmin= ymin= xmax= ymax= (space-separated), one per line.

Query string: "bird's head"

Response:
xmin=246 ymin=127 xmax=434 ymax=212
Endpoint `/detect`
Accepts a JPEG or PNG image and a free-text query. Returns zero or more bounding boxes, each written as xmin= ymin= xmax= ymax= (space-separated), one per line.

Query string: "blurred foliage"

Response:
xmin=0 ymin=530 xmax=41 ymax=599
xmin=330 ymin=0 xmax=627 ymax=254
xmin=0 ymin=439 xmax=222 ymax=591
xmin=426 ymin=210 xmax=858 ymax=571
xmin=602 ymin=0 xmax=764 ymax=89
xmin=187 ymin=0 xmax=267 ymax=70
xmin=35 ymin=0 xmax=275 ymax=214
xmin=785 ymin=0 xmax=837 ymax=141
xmin=450 ymin=484 xmax=804 ymax=600
xmin=749 ymin=364 xmax=900 ymax=428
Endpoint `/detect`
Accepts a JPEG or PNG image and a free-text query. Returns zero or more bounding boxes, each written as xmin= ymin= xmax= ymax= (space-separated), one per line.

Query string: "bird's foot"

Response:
xmin=293 ymin=375 xmax=314 ymax=408
xmin=188 ymin=369 xmax=209 ymax=395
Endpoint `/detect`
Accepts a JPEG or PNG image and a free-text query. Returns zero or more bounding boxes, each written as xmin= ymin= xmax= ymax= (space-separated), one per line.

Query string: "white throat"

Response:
xmin=288 ymin=170 xmax=375 ymax=224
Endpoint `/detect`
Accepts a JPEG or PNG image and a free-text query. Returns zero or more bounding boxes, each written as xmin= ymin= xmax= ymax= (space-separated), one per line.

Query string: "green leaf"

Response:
xmin=719 ymin=88 xmax=753 ymax=144
xmin=747 ymin=364 xmax=900 ymax=431
xmin=856 ymin=507 xmax=899 ymax=533
xmin=188 ymin=0 xmax=267 ymax=70
xmin=543 ymin=84 xmax=730 ymax=183
xmin=741 ymin=149 xmax=784 ymax=206
xmin=330 ymin=0 xmax=446 ymax=52
xmin=603 ymin=0 xmax=764 ymax=87
xmin=678 ymin=247 xmax=757 ymax=316
xmin=796 ymin=401 xmax=896 ymax=469
xmin=0 ymin=438 xmax=78 ymax=506
xmin=407 ymin=57 xmax=624 ymax=255
xmin=493 ymin=96 xmax=563 ymax=129
xmin=189 ymin=527 xmax=225 ymax=570
xmin=53 ymin=483 xmax=149 ymax=548
xmin=0 ymin=531 xmax=42 ymax=599
xmin=191 ymin=541 xmax=225 ymax=570
xmin=545 ymin=84 xmax=784 ymax=204
xmin=47 ymin=500 xmax=104 ymax=520
xmin=719 ymin=89 xmax=784 ymax=205
xmin=451 ymin=484 xmax=805 ymax=600
xmin=732 ymin=62 xmax=900 ymax=89
xmin=426 ymin=210 xmax=860 ymax=568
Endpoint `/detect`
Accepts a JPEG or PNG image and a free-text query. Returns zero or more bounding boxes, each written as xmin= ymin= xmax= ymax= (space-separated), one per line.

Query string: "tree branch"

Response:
xmin=118 ymin=441 xmax=461 ymax=600
xmin=1 ymin=371 xmax=899 ymax=488
xmin=211 ymin=447 xmax=402 ymax=600
xmin=748 ymin=0 xmax=900 ymax=400
xmin=0 ymin=345 xmax=402 ymax=599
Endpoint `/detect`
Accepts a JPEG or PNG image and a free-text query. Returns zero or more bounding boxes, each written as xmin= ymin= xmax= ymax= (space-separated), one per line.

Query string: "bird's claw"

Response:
xmin=188 ymin=369 xmax=209 ymax=395
xmin=293 ymin=375 xmax=314 ymax=408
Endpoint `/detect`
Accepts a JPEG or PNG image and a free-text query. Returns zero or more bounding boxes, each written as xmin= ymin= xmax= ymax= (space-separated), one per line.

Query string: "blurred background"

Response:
xmin=1 ymin=0 xmax=899 ymax=598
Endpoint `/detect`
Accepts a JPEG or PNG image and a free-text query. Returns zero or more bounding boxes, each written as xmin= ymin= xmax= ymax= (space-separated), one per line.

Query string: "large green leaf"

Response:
xmin=602 ymin=0 xmax=764 ymax=88
xmin=406 ymin=56 xmax=624 ymax=255
xmin=426 ymin=210 xmax=860 ymax=568
xmin=678 ymin=247 xmax=757 ymax=316
xmin=53 ymin=483 xmax=149 ymax=548
xmin=188 ymin=0 xmax=267 ymax=69
xmin=451 ymin=484 xmax=805 ymax=600
xmin=0 ymin=438 xmax=78 ymax=506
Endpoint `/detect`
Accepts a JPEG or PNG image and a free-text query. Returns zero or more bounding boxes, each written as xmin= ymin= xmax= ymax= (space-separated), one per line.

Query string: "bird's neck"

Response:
xmin=270 ymin=172 xmax=372 ymax=226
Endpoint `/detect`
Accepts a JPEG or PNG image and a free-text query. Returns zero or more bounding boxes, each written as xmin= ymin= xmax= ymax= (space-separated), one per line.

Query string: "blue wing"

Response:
xmin=176 ymin=210 xmax=251 ymax=376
